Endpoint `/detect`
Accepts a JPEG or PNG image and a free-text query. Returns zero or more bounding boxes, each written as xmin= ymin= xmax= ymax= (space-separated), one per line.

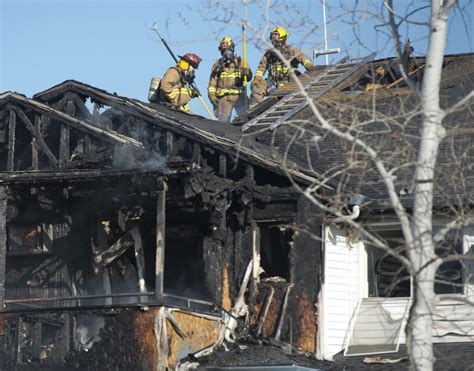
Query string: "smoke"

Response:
xmin=112 ymin=144 xmax=168 ymax=172
xmin=75 ymin=315 xmax=105 ymax=351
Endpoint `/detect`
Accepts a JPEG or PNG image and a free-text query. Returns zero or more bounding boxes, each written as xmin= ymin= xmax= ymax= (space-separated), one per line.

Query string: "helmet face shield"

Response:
xmin=221 ymin=48 xmax=235 ymax=61
xmin=185 ymin=66 xmax=195 ymax=82
xmin=178 ymin=58 xmax=190 ymax=70
xmin=270 ymin=26 xmax=288 ymax=48
xmin=218 ymin=37 xmax=235 ymax=52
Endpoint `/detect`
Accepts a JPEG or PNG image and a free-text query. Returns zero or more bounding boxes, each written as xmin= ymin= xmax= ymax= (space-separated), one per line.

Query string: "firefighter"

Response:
xmin=159 ymin=52 xmax=202 ymax=113
xmin=208 ymin=37 xmax=253 ymax=122
xmin=250 ymin=26 xmax=316 ymax=108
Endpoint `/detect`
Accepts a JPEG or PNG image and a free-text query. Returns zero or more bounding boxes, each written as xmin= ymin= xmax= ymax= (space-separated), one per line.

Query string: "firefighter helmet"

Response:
xmin=270 ymin=26 xmax=288 ymax=47
xmin=179 ymin=52 xmax=202 ymax=69
xmin=218 ymin=36 xmax=235 ymax=51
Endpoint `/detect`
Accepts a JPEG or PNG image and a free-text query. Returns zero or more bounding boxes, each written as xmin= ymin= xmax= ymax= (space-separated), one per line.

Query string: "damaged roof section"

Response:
xmin=0 ymin=92 xmax=144 ymax=174
xmin=32 ymin=80 xmax=320 ymax=184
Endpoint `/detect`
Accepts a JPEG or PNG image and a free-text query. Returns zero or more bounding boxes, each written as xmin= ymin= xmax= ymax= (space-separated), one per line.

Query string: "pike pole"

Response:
xmin=151 ymin=23 xmax=216 ymax=120
xmin=242 ymin=24 xmax=248 ymax=110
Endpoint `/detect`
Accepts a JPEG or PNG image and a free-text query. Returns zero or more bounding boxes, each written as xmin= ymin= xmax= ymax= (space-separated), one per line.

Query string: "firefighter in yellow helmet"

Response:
xmin=208 ymin=37 xmax=253 ymax=122
xmin=159 ymin=52 xmax=202 ymax=113
xmin=250 ymin=26 xmax=315 ymax=108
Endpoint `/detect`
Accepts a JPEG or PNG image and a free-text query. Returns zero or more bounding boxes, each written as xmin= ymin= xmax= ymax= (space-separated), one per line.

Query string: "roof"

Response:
xmin=332 ymin=342 xmax=474 ymax=370
xmin=236 ymin=53 xmax=474 ymax=209
xmin=196 ymin=341 xmax=474 ymax=370
xmin=32 ymin=80 xmax=320 ymax=185
xmin=0 ymin=91 xmax=143 ymax=147
xmin=6 ymin=52 xmax=473 ymax=207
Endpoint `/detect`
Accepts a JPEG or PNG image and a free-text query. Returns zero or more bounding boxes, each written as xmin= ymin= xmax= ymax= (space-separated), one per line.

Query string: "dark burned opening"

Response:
xmin=17 ymin=318 xmax=67 ymax=365
xmin=4 ymin=178 xmax=164 ymax=310
xmin=164 ymin=203 xmax=210 ymax=300
xmin=259 ymin=222 xmax=293 ymax=281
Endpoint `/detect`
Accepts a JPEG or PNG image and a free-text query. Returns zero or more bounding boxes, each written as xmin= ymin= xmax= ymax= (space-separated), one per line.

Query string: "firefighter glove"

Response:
xmin=242 ymin=66 xmax=252 ymax=79
xmin=209 ymin=94 xmax=218 ymax=107
xmin=190 ymin=87 xmax=201 ymax=98
xmin=303 ymin=61 xmax=316 ymax=71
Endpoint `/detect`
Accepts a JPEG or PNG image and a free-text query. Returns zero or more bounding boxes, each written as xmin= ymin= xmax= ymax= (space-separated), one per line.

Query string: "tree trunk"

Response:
xmin=407 ymin=1 xmax=454 ymax=370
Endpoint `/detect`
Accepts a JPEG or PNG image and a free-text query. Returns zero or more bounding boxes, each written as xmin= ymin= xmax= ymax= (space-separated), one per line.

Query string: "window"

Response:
xmin=258 ymin=223 xmax=293 ymax=281
xmin=434 ymin=228 xmax=464 ymax=295
xmin=164 ymin=210 xmax=210 ymax=300
xmin=366 ymin=229 xmax=410 ymax=297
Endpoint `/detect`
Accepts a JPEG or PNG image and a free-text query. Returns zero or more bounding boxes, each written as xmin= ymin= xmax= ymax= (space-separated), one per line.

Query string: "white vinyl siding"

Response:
xmin=319 ymin=225 xmax=366 ymax=359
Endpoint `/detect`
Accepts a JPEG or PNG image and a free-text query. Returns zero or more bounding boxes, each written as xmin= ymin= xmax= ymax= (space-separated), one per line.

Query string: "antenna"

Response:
xmin=322 ymin=0 xmax=329 ymax=65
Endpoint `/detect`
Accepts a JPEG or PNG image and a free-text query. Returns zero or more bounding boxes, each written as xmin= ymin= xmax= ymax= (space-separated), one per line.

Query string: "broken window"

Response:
xmin=366 ymin=226 xmax=471 ymax=297
xmin=3 ymin=185 xmax=160 ymax=309
xmin=258 ymin=223 xmax=293 ymax=281
xmin=164 ymin=207 xmax=210 ymax=300
xmin=15 ymin=316 xmax=69 ymax=365
xmin=5 ymin=222 xmax=70 ymax=308
xmin=366 ymin=229 xmax=410 ymax=298
xmin=434 ymin=228 xmax=464 ymax=295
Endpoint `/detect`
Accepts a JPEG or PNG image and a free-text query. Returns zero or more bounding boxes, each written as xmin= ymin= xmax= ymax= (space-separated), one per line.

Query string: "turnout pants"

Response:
xmin=215 ymin=93 xmax=248 ymax=122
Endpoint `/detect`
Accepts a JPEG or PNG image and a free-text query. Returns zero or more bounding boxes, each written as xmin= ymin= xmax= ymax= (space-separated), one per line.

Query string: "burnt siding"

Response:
xmin=288 ymin=196 xmax=321 ymax=353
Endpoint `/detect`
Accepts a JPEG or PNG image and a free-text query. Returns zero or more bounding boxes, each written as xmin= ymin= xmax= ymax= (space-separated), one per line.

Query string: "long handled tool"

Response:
xmin=151 ymin=23 xmax=216 ymax=120
xmin=242 ymin=24 xmax=248 ymax=110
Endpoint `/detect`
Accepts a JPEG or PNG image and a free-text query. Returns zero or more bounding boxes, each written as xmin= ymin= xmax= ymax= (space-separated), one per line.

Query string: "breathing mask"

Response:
xmin=221 ymin=48 xmax=235 ymax=63
xmin=185 ymin=66 xmax=195 ymax=82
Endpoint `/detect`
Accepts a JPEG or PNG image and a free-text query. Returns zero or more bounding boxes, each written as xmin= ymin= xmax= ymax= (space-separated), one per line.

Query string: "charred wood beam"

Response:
xmin=7 ymin=109 xmax=16 ymax=171
xmin=192 ymin=143 xmax=202 ymax=166
xmin=59 ymin=101 xmax=73 ymax=167
xmin=68 ymin=93 xmax=92 ymax=120
xmin=0 ymin=163 xmax=192 ymax=184
xmin=4 ymin=291 xmax=156 ymax=305
xmin=0 ymin=119 xmax=5 ymax=144
xmin=219 ymin=154 xmax=227 ymax=178
xmin=0 ymin=186 xmax=7 ymax=310
xmin=84 ymin=135 xmax=92 ymax=154
xmin=275 ymin=285 xmax=292 ymax=341
xmin=96 ymin=231 xmax=135 ymax=266
xmin=234 ymin=229 xmax=242 ymax=290
xmin=257 ymin=287 xmax=275 ymax=336
xmin=92 ymin=103 xmax=100 ymax=124
xmin=31 ymin=141 xmax=39 ymax=170
xmin=245 ymin=165 xmax=255 ymax=184
xmin=51 ymin=92 xmax=92 ymax=120
xmin=155 ymin=177 xmax=167 ymax=301
xmin=32 ymin=117 xmax=41 ymax=170
xmin=172 ymin=137 xmax=186 ymax=158
xmin=153 ymin=131 xmax=162 ymax=154
xmin=165 ymin=131 xmax=173 ymax=156
xmin=8 ymin=106 xmax=58 ymax=168
xmin=93 ymin=221 xmax=113 ymax=305
xmin=250 ymin=222 xmax=260 ymax=313
xmin=39 ymin=114 xmax=52 ymax=134
xmin=131 ymin=228 xmax=146 ymax=300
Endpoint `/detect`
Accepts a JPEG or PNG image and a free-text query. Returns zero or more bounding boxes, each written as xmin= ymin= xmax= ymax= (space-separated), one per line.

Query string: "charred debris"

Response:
xmin=0 ymin=81 xmax=324 ymax=369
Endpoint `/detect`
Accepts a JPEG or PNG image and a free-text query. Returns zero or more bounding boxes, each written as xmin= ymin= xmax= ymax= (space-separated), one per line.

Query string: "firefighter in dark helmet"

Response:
xmin=250 ymin=26 xmax=315 ymax=108
xmin=208 ymin=37 xmax=253 ymax=122
xmin=159 ymin=52 xmax=202 ymax=113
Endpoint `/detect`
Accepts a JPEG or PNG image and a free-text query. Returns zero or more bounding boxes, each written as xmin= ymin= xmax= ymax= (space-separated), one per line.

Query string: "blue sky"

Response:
xmin=1 ymin=0 xmax=472 ymax=117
